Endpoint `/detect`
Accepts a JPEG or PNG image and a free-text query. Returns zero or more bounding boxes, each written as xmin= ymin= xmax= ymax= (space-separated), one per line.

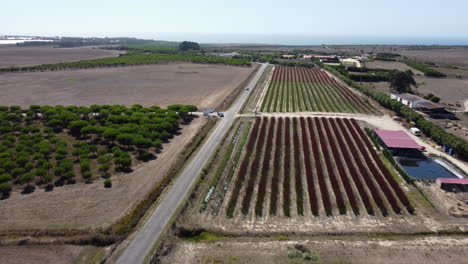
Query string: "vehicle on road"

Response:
xmin=218 ymin=112 xmax=224 ymax=117
xmin=410 ymin=127 xmax=421 ymax=136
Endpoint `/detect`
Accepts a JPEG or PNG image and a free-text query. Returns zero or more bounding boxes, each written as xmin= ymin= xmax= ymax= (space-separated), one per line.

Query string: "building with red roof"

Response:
xmin=437 ymin=178 xmax=468 ymax=192
xmin=374 ymin=130 xmax=422 ymax=149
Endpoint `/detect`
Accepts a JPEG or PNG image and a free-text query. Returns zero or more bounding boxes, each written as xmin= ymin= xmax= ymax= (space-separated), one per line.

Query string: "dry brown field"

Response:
xmin=0 ymin=63 xmax=254 ymax=109
xmin=161 ymin=237 xmax=468 ymax=264
xmin=0 ymin=245 xmax=105 ymax=264
xmin=366 ymin=60 xmax=424 ymax=75
xmin=0 ymin=117 xmax=207 ymax=231
xmin=0 ymin=46 xmax=122 ymax=67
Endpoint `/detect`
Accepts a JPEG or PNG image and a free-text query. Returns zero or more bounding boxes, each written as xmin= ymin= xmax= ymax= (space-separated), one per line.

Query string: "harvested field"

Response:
xmin=0 ymin=245 xmax=104 ymax=264
xmin=0 ymin=46 xmax=121 ymax=67
xmin=0 ymin=117 xmax=207 ymax=231
xmin=161 ymin=236 xmax=468 ymax=264
xmin=0 ymin=63 xmax=255 ymax=109
xmin=260 ymin=66 xmax=375 ymax=113
xmin=366 ymin=61 xmax=424 ymax=75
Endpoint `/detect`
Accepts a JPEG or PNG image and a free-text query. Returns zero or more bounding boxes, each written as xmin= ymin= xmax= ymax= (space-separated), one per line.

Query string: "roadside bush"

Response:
xmin=104 ymin=179 xmax=112 ymax=188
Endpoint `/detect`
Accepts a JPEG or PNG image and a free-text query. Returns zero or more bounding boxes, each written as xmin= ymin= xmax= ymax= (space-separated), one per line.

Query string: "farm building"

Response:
xmin=219 ymin=52 xmax=241 ymax=58
xmin=390 ymin=93 xmax=454 ymax=119
xmin=314 ymin=55 xmax=339 ymax=63
xmin=437 ymin=178 xmax=468 ymax=193
xmin=374 ymin=130 xmax=422 ymax=155
xmin=281 ymin=54 xmax=295 ymax=59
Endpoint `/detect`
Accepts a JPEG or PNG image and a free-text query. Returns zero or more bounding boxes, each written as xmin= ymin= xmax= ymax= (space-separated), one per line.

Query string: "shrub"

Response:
xmin=0 ymin=182 xmax=12 ymax=195
xmin=19 ymin=172 xmax=34 ymax=185
xmin=64 ymin=171 xmax=75 ymax=180
xmin=83 ymin=171 xmax=93 ymax=179
xmin=0 ymin=173 xmax=13 ymax=183
xmin=99 ymin=164 xmax=111 ymax=173
xmin=11 ymin=168 xmax=25 ymax=178
xmin=104 ymin=179 xmax=112 ymax=188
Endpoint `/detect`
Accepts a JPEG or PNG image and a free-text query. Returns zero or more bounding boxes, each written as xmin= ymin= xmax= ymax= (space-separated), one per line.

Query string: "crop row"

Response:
xmin=224 ymin=117 xmax=413 ymax=218
xmin=261 ymin=66 xmax=374 ymax=113
xmin=226 ymin=118 xmax=261 ymax=217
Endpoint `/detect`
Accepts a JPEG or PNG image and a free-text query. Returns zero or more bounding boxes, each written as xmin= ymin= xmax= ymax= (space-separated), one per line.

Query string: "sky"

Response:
xmin=2 ymin=0 xmax=468 ymax=44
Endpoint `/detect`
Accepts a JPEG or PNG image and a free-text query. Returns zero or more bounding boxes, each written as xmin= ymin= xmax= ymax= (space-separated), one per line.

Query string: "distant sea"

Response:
xmin=151 ymin=33 xmax=468 ymax=46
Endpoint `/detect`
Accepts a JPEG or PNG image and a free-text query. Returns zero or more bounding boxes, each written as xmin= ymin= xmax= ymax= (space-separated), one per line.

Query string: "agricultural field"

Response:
xmin=0 ymin=104 xmax=194 ymax=198
xmin=260 ymin=66 xmax=375 ymax=113
xmin=222 ymin=116 xmax=412 ymax=218
xmin=0 ymin=104 xmax=210 ymax=231
xmin=0 ymin=63 xmax=255 ymax=109
xmin=0 ymin=46 xmax=122 ymax=68
xmin=161 ymin=236 xmax=468 ymax=264
xmin=167 ymin=116 xmax=455 ymax=237
xmin=366 ymin=60 xmax=424 ymax=75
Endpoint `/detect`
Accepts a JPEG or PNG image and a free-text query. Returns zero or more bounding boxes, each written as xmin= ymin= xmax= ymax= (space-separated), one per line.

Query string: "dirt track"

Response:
xmin=0 ymin=46 xmax=122 ymax=67
xmin=0 ymin=63 xmax=254 ymax=109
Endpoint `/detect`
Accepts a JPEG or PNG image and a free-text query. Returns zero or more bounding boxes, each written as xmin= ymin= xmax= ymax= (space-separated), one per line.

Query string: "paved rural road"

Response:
xmin=116 ymin=63 xmax=268 ymax=264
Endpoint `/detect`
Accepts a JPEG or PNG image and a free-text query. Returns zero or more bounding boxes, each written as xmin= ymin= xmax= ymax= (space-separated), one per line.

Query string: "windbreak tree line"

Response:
xmin=0 ymin=104 xmax=197 ymax=198
xmin=0 ymin=52 xmax=251 ymax=73
xmin=314 ymin=57 xmax=468 ymax=161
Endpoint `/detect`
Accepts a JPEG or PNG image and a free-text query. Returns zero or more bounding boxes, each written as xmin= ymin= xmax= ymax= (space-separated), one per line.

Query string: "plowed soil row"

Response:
xmin=214 ymin=117 xmax=413 ymax=218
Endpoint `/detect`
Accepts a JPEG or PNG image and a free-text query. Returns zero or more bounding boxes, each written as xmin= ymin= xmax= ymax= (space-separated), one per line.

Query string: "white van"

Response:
xmin=410 ymin=127 xmax=421 ymax=136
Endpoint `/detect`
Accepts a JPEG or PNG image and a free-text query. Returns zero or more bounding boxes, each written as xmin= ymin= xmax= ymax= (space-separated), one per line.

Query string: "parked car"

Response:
xmin=410 ymin=127 xmax=421 ymax=136
xmin=217 ymin=112 xmax=224 ymax=117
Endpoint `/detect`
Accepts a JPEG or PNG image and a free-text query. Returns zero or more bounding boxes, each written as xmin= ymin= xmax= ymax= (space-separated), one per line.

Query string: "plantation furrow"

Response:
xmin=213 ymin=122 xmax=252 ymax=216
xmin=320 ymin=83 xmax=353 ymax=113
xmin=348 ymin=119 xmax=414 ymax=214
xmin=344 ymin=119 xmax=402 ymax=214
xmin=261 ymin=66 xmax=376 ymax=113
xmin=240 ymin=117 xmax=269 ymax=216
xmin=298 ymin=117 xmax=320 ymax=216
xmin=336 ymin=119 xmax=389 ymax=216
xmin=269 ymin=117 xmax=283 ymax=216
xmin=226 ymin=118 xmax=262 ymax=218
xmin=292 ymin=118 xmax=305 ymax=215
xmin=329 ymin=118 xmax=375 ymax=215
xmin=307 ymin=117 xmax=332 ymax=216
xmin=254 ymin=118 xmax=276 ymax=216
xmin=200 ymin=122 xmax=243 ymax=213
xmin=314 ymin=117 xmax=347 ymax=215
xmin=283 ymin=117 xmax=292 ymax=217
xmin=321 ymin=118 xmax=361 ymax=215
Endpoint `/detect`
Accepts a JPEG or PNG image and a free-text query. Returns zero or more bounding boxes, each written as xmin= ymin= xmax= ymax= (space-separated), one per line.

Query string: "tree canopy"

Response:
xmin=388 ymin=70 xmax=417 ymax=93
xmin=178 ymin=41 xmax=200 ymax=51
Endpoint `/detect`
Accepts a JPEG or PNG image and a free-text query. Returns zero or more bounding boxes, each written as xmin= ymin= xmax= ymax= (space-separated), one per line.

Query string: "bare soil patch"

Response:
xmin=0 ymin=63 xmax=254 ymax=110
xmin=161 ymin=236 xmax=468 ymax=264
xmin=0 ymin=245 xmax=104 ymax=264
xmin=366 ymin=61 xmax=424 ymax=75
xmin=0 ymin=117 xmax=207 ymax=231
xmin=0 ymin=46 xmax=122 ymax=68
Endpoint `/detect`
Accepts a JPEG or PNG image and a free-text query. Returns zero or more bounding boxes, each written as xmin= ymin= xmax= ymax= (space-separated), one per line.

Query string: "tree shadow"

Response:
xmin=21 ymin=185 xmax=35 ymax=194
